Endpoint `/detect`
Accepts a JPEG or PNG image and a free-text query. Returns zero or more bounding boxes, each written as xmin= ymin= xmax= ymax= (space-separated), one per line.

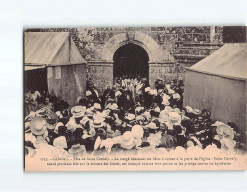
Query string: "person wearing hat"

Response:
xmin=155 ymin=77 xmax=164 ymax=91
xmin=45 ymin=112 xmax=59 ymax=144
xmin=24 ymin=90 xmax=40 ymax=117
xmin=174 ymin=125 xmax=187 ymax=147
xmin=184 ymin=106 xmax=195 ymax=119
xmin=71 ymin=127 xmax=94 ymax=152
xmin=144 ymin=122 xmax=159 ymax=136
xmin=53 ymin=126 xmax=68 ymax=150
xmin=168 ymin=112 xmax=181 ymax=125
xmin=87 ymin=82 xmax=101 ymax=104
xmin=150 ymin=107 xmax=160 ymax=122
xmin=93 ymin=103 xmax=102 ymax=112
xmin=66 ymin=106 xmax=86 ymax=132
xmin=102 ymin=85 xmax=112 ymax=106
xmin=58 ymin=109 xmax=70 ymax=125
xmin=29 ymin=116 xmax=49 ymax=148
xmin=124 ymin=113 xmax=135 ymax=123
xmin=213 ymin=124 xmax=236 ymax=151
xmin=153 ymin=89 xmax=163 ymax=107
xmin=68 ymin=142 xmax=87 ymax=157
xmin=120 ymin=131 xmax=136 ymax=150
xmin=192 ymin=108 xmax=201 ymax=116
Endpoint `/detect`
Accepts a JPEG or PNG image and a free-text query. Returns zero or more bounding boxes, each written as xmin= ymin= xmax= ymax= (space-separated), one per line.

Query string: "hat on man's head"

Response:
xmin=26 ymin=111 xmax=36 ymax=120
xmin=154 ymin=107 xmax=161 ymax=113
xmin=173 ymin=108 xmax=181 ymax=114
xmin=168 ymin=89 xmax=175 ymax=94
xmin=125 ymin=113 xmax=135 ymax=121
xmin=136 ymin=115 xmax=145 ymax=122
xmin=93 ymin=120 xmax=105 ymax=129
xmin=54 ymin=122 xmax=64 ymax=134
xmin=93 ymin=103 xmax=101 ymax=110
xmin=115 ymin=91 xmax=122 ymax=97
xmin=216 ymin=125 xmax=234 ymax=140
xmin=184 ymin=106 xmax=193 ymax=113
xmin=212 ymin=121 xmax=225 ymax=127
xmin=109 ymin=103 xmax=119 ymax=111
xmin=86 ymin=90 xmax=92 ymax=97
xmin=145 ymin=122 xmax=159 ymax=130
xmin=68 ymin=144 xmax=86 ymax=157
xmin=30 ymin=116 xmax=47 ymax=136
xmin=135 ymin=106 xmax=145 ymax=114
xmin=120 ymin=131 xmax=135 ymax=149
xmin=161 ymin=99 xmax=170 ymax=106
xmin=192 ymin=109 xmax=201 ymax=115
xmin=53 ymin=136 xmax=67 ymax=149
xmin=71 ymin=106 xmax=86 ymax=118
xmin=162 ymin=106 xmax=173 ymax=115
xmin=172 ymin=93 xmax=180 ymax=100
xmin=93 ymin=113 xmax=105 ymax=123
xmin=168 ymin=112 xmax=181 ymax=123
xmin=131 ymin=125 xmax=144 ymax=139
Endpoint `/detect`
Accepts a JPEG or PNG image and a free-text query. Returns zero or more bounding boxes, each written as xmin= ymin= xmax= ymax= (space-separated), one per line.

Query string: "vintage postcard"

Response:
xmin=24 ymin=26 xmax=247 ymax=171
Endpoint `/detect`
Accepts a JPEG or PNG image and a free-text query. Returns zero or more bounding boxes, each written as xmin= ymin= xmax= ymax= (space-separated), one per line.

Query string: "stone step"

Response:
xmin=177 ymin=46 xmax=220 ymax=50
xmin=173 ymin=54 xmax=207 ymax=59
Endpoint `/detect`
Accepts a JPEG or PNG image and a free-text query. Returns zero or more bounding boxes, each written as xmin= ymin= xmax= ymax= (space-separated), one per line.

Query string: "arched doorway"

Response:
xmin=113 ymin=43 xmax=149 ymax=79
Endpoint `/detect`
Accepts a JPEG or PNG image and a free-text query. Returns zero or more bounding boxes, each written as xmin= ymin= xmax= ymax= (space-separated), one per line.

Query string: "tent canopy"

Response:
xmin=188 ymin=43 xmax=247 ymax=80
xmin=24 ymin=32 xmax=86 ymax=70
xmin=184 ymin=43 xmax=247 ymax=132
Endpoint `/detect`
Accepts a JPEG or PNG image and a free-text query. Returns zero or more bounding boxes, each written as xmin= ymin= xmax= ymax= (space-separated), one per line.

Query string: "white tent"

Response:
xmin=24 ymin=32 xmax=87 ymax=106
xmin=184 ymin=43 xmax=247 ymax=132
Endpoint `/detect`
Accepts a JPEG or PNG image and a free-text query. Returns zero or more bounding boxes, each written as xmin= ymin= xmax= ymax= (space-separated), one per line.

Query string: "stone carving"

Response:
xmin=126 ymin=31 xmax=135 ymax=41
xmin=97 ymin=32 xmax=105 ymax=44
xmin=157 ymin=33 xmax=165 ymax=44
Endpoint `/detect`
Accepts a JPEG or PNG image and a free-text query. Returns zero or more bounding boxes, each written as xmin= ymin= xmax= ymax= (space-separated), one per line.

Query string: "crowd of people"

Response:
xmin=24 ymin=75 xmax=246 ymax=159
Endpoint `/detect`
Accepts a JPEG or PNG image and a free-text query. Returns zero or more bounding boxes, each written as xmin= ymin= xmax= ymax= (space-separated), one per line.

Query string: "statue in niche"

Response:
xmin=157 ymin=33 xmax=165 ymax=44
xmin=126 ymin=31 xmax=135 ymax=41
xmin=96 ymin=31 xmax=105 ymax=44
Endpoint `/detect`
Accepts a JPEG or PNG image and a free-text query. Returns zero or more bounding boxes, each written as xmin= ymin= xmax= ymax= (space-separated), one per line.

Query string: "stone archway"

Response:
xmin=100 ymin=32 xmax=173 ymax=88
xmin=88 ymin=31 xmax=174 ymax=93
xmin=101 ymin=31 xmax=169 ymax=63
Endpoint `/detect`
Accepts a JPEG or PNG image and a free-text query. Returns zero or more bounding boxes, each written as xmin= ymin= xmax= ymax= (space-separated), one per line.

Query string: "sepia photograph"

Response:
xmin=24 ymin=26 xmax=247 ymax=171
